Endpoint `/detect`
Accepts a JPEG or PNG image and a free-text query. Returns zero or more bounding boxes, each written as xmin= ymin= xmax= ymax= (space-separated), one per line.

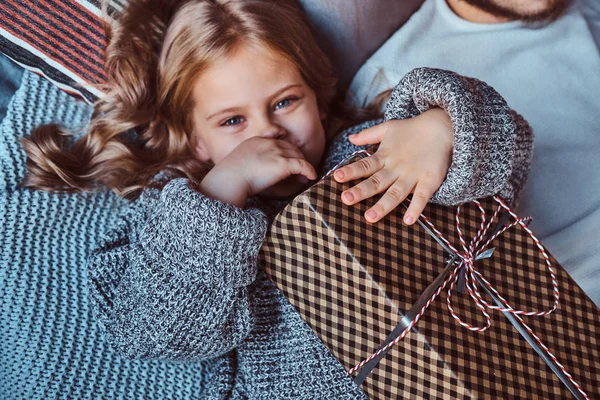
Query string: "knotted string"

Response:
xmin=324 ymin=150 xmax=588 ymax=399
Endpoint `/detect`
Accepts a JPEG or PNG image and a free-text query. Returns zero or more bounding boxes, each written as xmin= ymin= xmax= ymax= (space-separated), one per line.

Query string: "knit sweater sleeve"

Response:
xmin=86 ymin=177 xmax=268 ymax=361
xmin=383 ymin=67 xmax=534 ymax=206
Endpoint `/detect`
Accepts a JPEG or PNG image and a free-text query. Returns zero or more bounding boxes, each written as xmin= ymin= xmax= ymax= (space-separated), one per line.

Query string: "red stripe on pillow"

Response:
xmin=27 ymin=1 xmax=106 ymax=68
xmin=4 ymin=1 xmax=105 ymax=78
xmin=0 ymin=0 xmax=148 ymax=103
xmin=0 ymin=16 xmax=100 ymax=85
xmin=42 ymin=1 xmax=106 ymax=47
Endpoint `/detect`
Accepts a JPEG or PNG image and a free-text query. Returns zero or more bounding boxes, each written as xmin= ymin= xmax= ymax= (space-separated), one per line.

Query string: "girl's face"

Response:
xmin=190 ymin=43 xmax=326 ymax=199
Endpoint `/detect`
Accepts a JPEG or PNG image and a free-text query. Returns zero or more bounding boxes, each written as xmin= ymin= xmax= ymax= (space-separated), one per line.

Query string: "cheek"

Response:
xmin=308 ymin=118 xmax=325 ymax=147
xmin=192 ymin=118 xmax=246 ymax=165
xmin=212 ymin=139 xmax=244 ymax=165
xmin=199 ymin=134 xmax=244 ymax=166
xmin=311 ymin=125 xmax=327 ymax=167
xmin=289 ymin=112 xmax=326 ymax=167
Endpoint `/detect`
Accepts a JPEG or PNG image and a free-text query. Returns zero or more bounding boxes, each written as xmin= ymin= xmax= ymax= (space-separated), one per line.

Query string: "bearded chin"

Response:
xmin=462 ymin=0 xmax=573 ymax=23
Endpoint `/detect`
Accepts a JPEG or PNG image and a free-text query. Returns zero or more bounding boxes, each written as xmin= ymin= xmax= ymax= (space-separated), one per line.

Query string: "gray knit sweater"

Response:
xmin=87 ymin=68 xmax=533 ymax=399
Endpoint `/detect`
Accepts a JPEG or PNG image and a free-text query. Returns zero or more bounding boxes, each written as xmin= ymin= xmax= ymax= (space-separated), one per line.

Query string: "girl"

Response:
xmin=19 ymin=0 xmax=532 ymax=398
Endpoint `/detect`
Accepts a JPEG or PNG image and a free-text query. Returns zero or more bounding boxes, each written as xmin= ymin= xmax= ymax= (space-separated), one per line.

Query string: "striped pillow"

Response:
xmin=0 ymin=0 xmax=126 ymax=104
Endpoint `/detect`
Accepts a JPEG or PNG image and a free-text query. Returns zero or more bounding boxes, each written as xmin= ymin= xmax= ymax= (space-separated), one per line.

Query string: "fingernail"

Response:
xmin=404 ymin=215 xmax=414 ymax=225
xmin=366 ymin=210 xmax=377 ymax=220
xmin=343 ymin=192 xmax=354 ymax=203
xmin=334 ymin=170 xmax=345 ymax=180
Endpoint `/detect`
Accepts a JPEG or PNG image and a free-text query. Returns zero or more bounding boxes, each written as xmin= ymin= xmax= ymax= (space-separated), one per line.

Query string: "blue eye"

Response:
xmin=274 ymin=97 xmax=297 ymax=110
xmin=222 ymin=116 xmax=243 ymax=127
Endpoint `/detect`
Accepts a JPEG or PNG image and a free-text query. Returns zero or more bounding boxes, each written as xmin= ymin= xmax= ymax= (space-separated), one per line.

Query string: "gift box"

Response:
xmin=259 ymin=151 xmax=600 ymax=399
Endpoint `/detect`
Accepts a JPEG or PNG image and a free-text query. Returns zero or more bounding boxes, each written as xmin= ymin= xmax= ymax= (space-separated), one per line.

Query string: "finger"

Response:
xmin=362 ymin=178 xmax=414 ymax=223
xmin=286 ymin=157 xmax=318 ymax=180
xmin=270 ymin=139 xmax=306 ymax=157
xmin=280 ymin=147 xmax=305 ymax=160
xmin=333 ymin=154 xmax=383 ymax=183
xmin=347 ymin=123 xmax=386 ymax=146
xmin=340 ymin=168 xmax=395 ymax=206
xmin=274 ymin=139 xmax=301 ymax=150
xmin=403 ymin=181 xmax=438 ymax=225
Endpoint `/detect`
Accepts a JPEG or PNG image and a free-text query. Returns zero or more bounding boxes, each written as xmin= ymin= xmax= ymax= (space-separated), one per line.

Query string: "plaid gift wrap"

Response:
xmin=259 ymin=151 xmax=600 ymax=399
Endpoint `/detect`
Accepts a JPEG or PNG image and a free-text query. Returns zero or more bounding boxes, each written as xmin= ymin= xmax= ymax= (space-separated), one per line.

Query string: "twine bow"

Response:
xmin=325 ymin=150 xmax=589 ymax=399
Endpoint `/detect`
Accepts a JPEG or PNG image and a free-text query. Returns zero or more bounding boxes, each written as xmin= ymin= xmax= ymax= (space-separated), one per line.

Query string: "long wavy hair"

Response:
xmin=18 ymin=0 xmax=389 ymax=201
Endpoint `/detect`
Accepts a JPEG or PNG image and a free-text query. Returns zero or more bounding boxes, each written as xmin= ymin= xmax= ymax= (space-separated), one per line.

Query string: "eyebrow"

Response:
xmin=206 ymin=83 xmax=304 ymax=121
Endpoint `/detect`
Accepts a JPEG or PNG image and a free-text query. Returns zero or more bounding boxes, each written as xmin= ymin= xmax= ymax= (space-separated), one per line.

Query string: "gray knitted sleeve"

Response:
xmin=383 ymin=67 xmax=534 ymax=206
xmin=87 ymin=178 xmax=268 ymax=361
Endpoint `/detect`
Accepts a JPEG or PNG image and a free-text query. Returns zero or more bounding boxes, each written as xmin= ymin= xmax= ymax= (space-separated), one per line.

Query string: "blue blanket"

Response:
xmin=0 ymin=71 xmax=214 ymax=399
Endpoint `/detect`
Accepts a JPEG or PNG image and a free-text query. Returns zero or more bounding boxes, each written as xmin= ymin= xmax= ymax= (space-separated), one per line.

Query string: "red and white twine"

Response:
xmin=325 ymin=150 xmax=589 ymax=398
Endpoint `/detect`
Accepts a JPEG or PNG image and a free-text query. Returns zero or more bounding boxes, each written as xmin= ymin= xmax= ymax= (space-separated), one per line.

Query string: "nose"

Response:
xmin=257 ymin=116 xmax=286 ymax=140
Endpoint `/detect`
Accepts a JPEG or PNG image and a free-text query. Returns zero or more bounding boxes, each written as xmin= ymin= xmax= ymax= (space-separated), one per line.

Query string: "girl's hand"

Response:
xmin=333 ymin=108 xmax=454 ymax=225
xmin=200 ymin=136 xmax=317 ymax=208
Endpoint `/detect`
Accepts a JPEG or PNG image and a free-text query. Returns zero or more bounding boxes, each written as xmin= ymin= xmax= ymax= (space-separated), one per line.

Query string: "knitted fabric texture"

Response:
xmin=384 ymin=67 xmax=533 ymax=205
xmin=1 ymin=68 xmax=532 ymax=399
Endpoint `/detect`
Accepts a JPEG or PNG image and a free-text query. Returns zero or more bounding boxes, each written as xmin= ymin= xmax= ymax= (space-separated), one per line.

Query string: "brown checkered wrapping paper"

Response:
xmin=259 ymin=152 xmax=600 ymax=399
